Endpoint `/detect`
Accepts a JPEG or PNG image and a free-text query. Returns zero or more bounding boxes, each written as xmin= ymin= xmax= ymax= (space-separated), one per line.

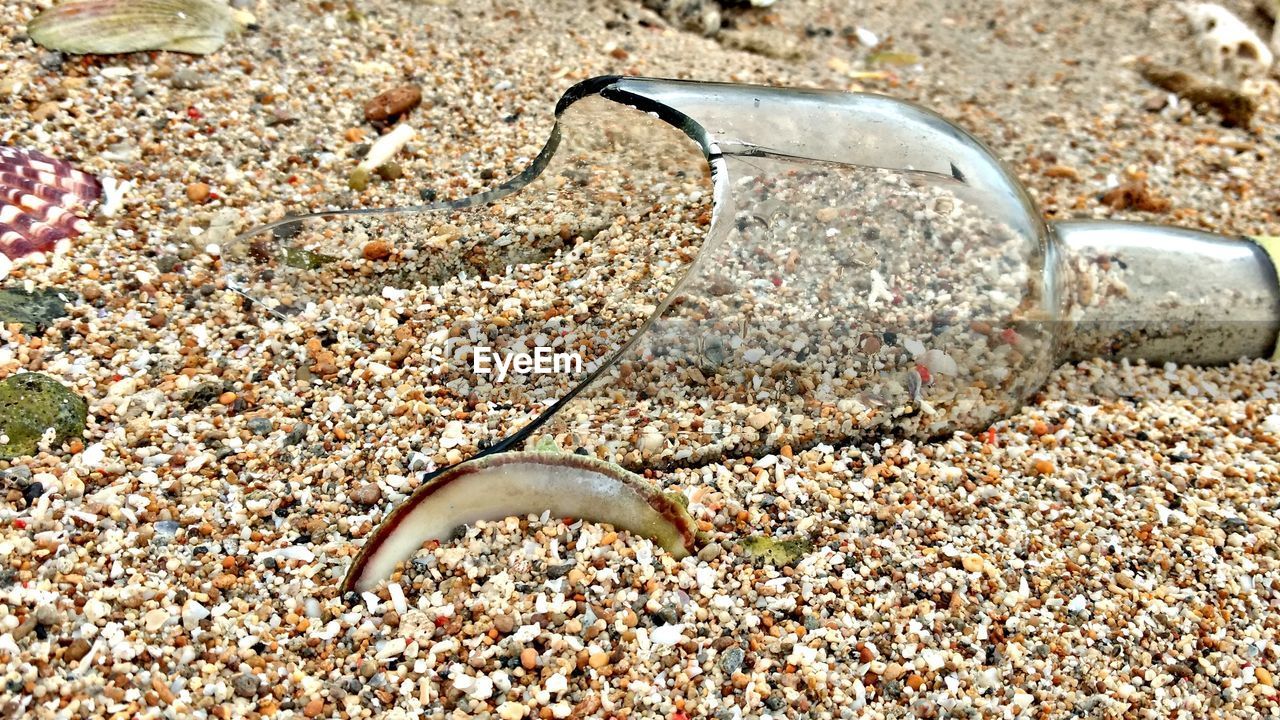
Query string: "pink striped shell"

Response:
xmin=0 ymin=146 xmax=101 ymax=260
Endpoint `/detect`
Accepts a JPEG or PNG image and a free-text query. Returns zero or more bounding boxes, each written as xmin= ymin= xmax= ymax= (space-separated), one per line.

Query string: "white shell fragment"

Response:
xmin=349 ymin=123 xmax=417 ymax=189
xmin=343 ymin=451 xmax=700 ymax=594
xmin=1180 ymin=2 xmax=1275 ymax=76
xmin=357 ymin=123 xmax=417 ymax=175
xmin=27 ymin=0 xmax=254 ymax=56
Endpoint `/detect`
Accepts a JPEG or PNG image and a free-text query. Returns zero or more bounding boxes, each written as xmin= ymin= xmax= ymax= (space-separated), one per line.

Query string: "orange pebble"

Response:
xmin=363 ymin=240 xmax=392 ymax=261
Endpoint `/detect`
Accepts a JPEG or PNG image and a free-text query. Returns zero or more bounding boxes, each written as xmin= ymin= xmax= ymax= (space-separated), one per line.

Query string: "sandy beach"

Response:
xmin=2 ymin=0 xmax=1279 ymax=717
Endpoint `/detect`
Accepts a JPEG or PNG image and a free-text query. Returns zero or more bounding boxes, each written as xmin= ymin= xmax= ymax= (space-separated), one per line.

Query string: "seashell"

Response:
xmin=27 ymin=0 xmax=254 ymax=56
xmin=0 ymin=146 xmax=100 ymax=262
xmin=343 ymin=450 xmax=701 ymax=593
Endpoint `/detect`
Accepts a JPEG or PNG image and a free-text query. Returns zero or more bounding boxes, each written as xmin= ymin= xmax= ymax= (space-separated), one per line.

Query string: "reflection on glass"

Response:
xmin=537 ymin=153 xmax=1054 ymax=468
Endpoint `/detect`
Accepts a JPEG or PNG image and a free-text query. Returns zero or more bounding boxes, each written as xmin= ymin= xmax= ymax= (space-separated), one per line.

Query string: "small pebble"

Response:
xmin=719 ymin=646 xmax=745 ymax=673
xmin=350 ymin=483 xmax=382 ymax=506
xmin=186 ymin=182 xmax=210 ymax=203
xmin=364 ymin=83 xmax=423 ymax=123
xmin=496 ymin=701 xmax=526 ymax=720
xmin=63 ymin=638 xmax=91 ymax=663
xmin=363 ymin=240 xmax=392 ymax=261
xmin=961 ymin=554 xmax=984 ymax=573
xmin=493 ymin=614 xmax=515 ymax=634
xmin=233 ymin=673 xmax=260 ymax=699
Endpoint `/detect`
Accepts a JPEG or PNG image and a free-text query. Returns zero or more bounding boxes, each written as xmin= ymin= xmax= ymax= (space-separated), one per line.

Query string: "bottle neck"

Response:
xmin=1052 ymin=220 xmax=1280 ymax=365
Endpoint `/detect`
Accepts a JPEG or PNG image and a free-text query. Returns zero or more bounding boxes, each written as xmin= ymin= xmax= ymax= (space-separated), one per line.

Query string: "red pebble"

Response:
xmin=13 ymin=519 xmax=26 ymax=529
xmin=186 ymin=106 xmax=203 ymax=120
xmin=434 ymin=616 xmax=448 ymax=628
xmin=915 ymin=363 xmax=932 ymax=385
xmin=1000 ymin=328 xmax=1019 ymax=344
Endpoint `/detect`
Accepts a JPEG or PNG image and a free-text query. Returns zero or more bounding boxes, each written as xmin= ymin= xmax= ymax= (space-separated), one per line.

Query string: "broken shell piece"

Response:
xmin=342 ymin=451 xmax=701 ymax=593
xmin=27 ymin=0 xmax=253 ymax=56
xmin=97 ymin=176 xmax=133 ymax=217
xmin=1180 ymin=2 xmax=1274 ymax=76
xmin=0 ymin=146 xmax=100 ymax=261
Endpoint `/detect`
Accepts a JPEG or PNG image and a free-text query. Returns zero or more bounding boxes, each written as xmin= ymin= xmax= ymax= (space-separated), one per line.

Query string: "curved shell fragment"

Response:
xmin=27 ymin=0 xmax=250 ymax=56
xmin=343 ymin=451 xmax=701 ymax=594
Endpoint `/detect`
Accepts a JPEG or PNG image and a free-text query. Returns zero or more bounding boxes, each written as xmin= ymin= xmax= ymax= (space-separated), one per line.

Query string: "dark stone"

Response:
xmin=546 ymin=562 xmax=575 ymax=580
xmin=284 ymin=423 xmax=309 ymax=446
xmin=651 ymin=606 xmax=679 ymax=626
xmin=719 ymin=646 xmax=744 ymax=673
xmin=181 ymin=382 xmax=224 ymax=412
xmin=0 ymin=287 xmax=76 ymax=334
xmin=38 ymin=51 xmax=64 ymax=70
xmin=21 ymin=481 xmax=44 ymax=507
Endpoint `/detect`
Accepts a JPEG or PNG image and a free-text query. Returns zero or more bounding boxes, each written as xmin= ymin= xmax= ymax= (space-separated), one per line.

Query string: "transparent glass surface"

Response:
xmin=225 ymin=77 xmax=1061 ymax=471
xmin=536 ymin=153 xmax=1055 ymax=468
xmin=223 ymin=95 xmax=713 ymax=454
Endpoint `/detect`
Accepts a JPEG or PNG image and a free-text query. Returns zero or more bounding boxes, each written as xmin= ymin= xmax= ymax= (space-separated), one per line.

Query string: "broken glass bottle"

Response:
xmin=225 ymin=76 xmax=1280 ymax=471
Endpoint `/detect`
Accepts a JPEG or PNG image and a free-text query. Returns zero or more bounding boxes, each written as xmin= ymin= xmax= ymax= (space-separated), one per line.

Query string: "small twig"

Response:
xmin=1138 ymin=61 xmax=1258 ymax=128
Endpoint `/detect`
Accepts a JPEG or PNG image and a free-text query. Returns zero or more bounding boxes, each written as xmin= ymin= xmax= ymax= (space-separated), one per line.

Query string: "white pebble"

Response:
xmin=143 ymin=608 xmax=170 ymax=632
xmin=181 ymin=600 xmax=210 ymax=629
xmin=387 ymin=582 xmax=408 ymax=615
xmin=84 ymin=599 xmax=111 ymax=623
xmin=544 ymin=672 xmax=568 ymax=694
xmin=377 ymin=637 xmax=408 ymax=660
xmin=650 ymin=624 xmax=686 ymax=646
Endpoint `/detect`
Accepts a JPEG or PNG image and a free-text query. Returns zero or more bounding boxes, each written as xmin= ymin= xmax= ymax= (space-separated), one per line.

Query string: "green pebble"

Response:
xmin=348 ymin=167 xmax=370 ymax=191
xmin=283 ymin=247 xmax=337 ymax=270
xmin=375 ymin=162 xmax=403 ymax=181
xmin=741 ymin=535 xmax=813 ymax=566
xmin=0 ymin=373 xmax=87 ymax=460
